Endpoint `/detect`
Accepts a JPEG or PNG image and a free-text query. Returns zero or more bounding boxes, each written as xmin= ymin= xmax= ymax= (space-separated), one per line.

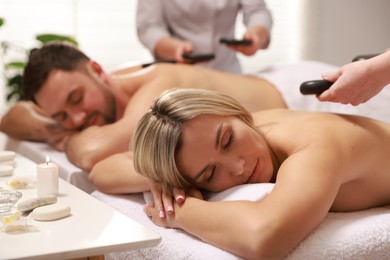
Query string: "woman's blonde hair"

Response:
xmin=132 ymin=88 xmax=256 ymax=189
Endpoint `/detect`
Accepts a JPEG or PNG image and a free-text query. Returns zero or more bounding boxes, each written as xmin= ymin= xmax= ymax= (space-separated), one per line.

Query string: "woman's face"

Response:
xmin=176 ymin=115 xmax=275 ymax=192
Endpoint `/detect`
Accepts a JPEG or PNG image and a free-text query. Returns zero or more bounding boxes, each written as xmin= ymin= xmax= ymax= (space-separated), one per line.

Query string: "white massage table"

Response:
xmin=5 ymin=60 xmax=390 ymax=258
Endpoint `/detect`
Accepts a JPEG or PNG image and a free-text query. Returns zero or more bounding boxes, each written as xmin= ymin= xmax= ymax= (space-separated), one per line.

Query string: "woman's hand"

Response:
xmin=144 ymin=199 xmax=179 ymax=228
xmin=147 ymin=180 xmax=203 ymax=220
xmin=148 ymin=180 xmax=186 ymax=218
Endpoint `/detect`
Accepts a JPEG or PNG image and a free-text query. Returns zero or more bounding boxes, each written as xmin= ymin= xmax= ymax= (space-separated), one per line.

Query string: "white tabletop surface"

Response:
xmin=0 ymin=153 xmax=161 ymax=260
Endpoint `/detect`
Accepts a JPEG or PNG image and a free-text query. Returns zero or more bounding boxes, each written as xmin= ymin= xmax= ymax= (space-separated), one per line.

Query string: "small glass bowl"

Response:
xmin=0 ymin=190 xmax=22 ymax=214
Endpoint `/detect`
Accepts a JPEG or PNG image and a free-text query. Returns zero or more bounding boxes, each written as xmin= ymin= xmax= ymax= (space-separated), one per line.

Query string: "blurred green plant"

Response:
xmin=1 ymin=19 xmax=77 ymax=102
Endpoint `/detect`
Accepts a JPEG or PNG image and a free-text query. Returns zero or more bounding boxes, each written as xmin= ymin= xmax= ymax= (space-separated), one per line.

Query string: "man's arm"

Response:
xmin=64 ymin=115 xmax=138 ymax=172
xmin=88 ymin=151 xmax=149 ymax=194
xmin=0 ymin=101 xmax=74 ymax=150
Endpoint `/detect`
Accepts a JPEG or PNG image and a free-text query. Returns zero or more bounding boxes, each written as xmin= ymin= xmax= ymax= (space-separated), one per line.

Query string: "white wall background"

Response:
xmin=0 ymin=0 xmax=389 ymax=135
xmin=300 ymin=0 xmax=390 ymax=65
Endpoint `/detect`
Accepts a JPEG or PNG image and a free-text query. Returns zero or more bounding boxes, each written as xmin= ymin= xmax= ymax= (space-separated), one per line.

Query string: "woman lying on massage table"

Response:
xmin=131 ymin=88 xmax=390 ymax=259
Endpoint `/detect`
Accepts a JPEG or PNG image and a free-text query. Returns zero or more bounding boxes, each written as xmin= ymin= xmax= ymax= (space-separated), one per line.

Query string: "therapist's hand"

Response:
xmin=318 ymin=59 xmax=387 ymax=105
xmin=174 ymin=41 xmax=193 ymax=63
xmin=155 ymin=37 xmax=193 ymax=63
xmin=229 ymin=26 xmax=270 ymax=56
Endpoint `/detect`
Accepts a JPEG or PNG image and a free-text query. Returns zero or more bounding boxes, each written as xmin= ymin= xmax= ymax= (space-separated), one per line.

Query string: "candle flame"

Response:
xmin=46 ymin=155 xmax=50 ymax=165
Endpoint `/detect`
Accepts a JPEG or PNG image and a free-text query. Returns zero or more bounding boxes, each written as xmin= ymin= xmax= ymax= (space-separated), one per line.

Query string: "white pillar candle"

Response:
xmin=36 ymin=156 xmax=59 ymax=197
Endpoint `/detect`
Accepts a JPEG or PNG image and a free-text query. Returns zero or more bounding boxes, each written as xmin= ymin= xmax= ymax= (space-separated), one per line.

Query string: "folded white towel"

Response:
xmin=286 ymin=207 xmax=390 ymax=259
xmin=92 ymin=183 xmax=390 ymax=260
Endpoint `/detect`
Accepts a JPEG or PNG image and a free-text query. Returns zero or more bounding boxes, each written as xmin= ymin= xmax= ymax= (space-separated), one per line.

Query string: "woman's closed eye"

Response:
xmin=204 ymin=131 xmax=234 ymax=184
xmin=223 ymin=131 xmax=234 ymax=150
xmin=206 ymin=165 xmax=216 ymax=183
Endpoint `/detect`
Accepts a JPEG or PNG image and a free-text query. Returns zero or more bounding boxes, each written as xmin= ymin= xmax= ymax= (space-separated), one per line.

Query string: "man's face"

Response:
xmin=35 ymin=64 xmax=116 ymax=130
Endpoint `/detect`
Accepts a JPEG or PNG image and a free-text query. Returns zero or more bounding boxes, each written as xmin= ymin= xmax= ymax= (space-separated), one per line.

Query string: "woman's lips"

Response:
xmin=248 ymin=159 xmax=260 ymax=183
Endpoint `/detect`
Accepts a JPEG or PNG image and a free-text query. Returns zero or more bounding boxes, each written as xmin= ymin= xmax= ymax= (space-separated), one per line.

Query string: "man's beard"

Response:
xmin=103 ymin=91 xmax=116 ymax=124
xmin=77 ymin=78 xmax=117 ymax=130
xmin=92 ymin=74 xmax=117 ymax=125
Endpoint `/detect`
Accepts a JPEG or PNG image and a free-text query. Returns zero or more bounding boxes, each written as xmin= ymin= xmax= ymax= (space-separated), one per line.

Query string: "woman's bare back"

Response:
xmin=254 ymin=109 xmax=390 ymax=212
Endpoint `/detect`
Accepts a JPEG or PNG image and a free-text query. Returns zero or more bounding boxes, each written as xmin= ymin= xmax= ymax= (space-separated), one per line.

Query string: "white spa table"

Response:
xmin=0 ymin=153 xmax=161 ymax=260
xmin=5 ymin=137 xmax=96 ymax=194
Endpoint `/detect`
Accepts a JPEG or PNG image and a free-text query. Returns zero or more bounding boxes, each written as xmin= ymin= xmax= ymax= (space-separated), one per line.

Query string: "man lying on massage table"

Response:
xmin=0 ymin=41 xmax=287 ymax=194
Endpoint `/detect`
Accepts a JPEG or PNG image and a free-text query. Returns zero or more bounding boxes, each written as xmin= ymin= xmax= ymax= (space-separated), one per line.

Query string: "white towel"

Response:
xmin=286 ymin=208 xmax=390 ymax=259
xmin=92 ymin=183 xmax=390 ymax=260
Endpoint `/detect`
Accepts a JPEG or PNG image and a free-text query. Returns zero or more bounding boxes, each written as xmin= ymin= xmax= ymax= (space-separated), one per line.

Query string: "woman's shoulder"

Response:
xmin=254 ymin=109 xmax=390 ymax=143
xmin=253 ymin=109 xmax=348 ymax=122
xmin=253 ymin=109 xmax=347 ymax=140
xmin=253 ymin=109 xmax=312 ymax=121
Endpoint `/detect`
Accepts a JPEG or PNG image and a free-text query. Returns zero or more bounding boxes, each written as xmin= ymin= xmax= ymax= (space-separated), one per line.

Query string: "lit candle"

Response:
xmin=36 ymin=156 xmax=59 ymax=197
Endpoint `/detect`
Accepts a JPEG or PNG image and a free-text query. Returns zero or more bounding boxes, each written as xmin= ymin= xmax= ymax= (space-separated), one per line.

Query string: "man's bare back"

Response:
xmin=0 ymin=42 xmax=286 ymax=194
